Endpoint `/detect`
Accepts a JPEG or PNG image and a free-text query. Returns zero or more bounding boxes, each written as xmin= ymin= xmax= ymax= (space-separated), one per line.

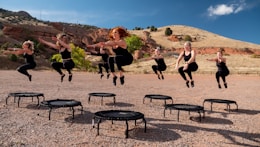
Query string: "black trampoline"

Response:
xmin=143 ymin=94 xmax=173 ymax=105
xmin=88 ymin=92 xmax=116 ymax=105
xmin=164 ymin=104 xmax=205 ymax=122
xmin=6 ymin=92 xmax=45 ymax=107
xmin=203 ymin=99 xmax=238 ymax=112
xmin=41 ymin=99 xmax=83 ymax=120
xmin=92 ymin=110 xmax=146 ymax=138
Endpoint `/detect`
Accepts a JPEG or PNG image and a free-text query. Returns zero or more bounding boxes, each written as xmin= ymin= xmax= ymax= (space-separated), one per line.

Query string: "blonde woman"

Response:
xmin=5 ymin=40 xmax=36 ymax=81
xmin=87 ymin=27 xmax=133 ymax=86
xmin=38 ymin=33 xmax=75 ymax=82
xmin=206 ymin=48 xmax=229 ymax=88
xmin=175 ymin=41 xmax=198 ymax=88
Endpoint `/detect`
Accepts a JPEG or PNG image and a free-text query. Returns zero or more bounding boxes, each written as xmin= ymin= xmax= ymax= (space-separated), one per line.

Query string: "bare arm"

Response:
xmin=152 ymin=54 xmax=164 ymax=59
xmin=175 ymin=51 xmax=184 ymax=69
xmin=4 ymin=48 xmax=25 ymax=55
xmin=38 ymin=37 xmax=59 ymax=50
xmin=88 ymin=40 xmax=127 ymax=49
xmin=52 ymin=37 xmax=71 ymax=51
xmin=206 ymin=58 xmax=217 ymax=62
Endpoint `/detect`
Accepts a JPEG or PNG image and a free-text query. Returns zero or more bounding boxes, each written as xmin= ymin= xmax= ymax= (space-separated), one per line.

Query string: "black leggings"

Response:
xmin=51 ymin=60 xmax=75 ymax=75
xmin=98 ymin=63 xmax=109 ymax=74
xmin=152 ymin=65 xmax=166 ymax=74
xmin=17 ymin=62 xmax=36 ymax=76
xmin=178 ymin=62 xmax=198 ymax=81
xmin=108 ymin=55 xmax=133 ymax=72
xmin=216 ymin=71 xmax=229 ymax=83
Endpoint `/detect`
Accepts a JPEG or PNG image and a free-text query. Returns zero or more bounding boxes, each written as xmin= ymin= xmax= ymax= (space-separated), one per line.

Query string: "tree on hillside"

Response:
xmin=184 ymin=35 xmax=192 ymax=42
xmin=165 ymin=27 xmax=173 ymax=36
xmin=133 ymin=27 xmax=144 ymax=30
xmin=150 ymin=26 xmax=157 ymax=32
xmin=125 ymin=35 xmax=143 ymax=54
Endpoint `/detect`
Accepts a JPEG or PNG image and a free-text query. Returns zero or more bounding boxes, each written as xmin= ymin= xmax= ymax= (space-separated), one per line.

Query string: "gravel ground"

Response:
xmin=0 ymin=70 xmax=259 ymax=147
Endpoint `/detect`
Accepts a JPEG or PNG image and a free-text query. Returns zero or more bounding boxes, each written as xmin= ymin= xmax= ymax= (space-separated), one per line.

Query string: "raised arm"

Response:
xmin=87 ymin=40 xmax=127 ymax=49
xmin=52 ymin=37 xmax=71 ymax=51
xmin=4 ymin=48 xmax=25 ymax=55
xmin=206 ymin=58 xmax=217 ymax=62
xmin=38 ymin=37 xmax=59 ymax=50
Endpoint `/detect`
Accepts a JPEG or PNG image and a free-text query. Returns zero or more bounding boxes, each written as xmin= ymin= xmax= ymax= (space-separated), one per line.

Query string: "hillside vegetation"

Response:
xmin=0 ymin=8 xmax=260 ymax=74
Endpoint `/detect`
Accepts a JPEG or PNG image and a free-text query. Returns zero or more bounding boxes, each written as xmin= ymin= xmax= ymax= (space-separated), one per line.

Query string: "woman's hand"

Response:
xmin=183 ymin=63 xmax=188 ymax=70
xmin=175 ymin=64 xmax=179 ymax=69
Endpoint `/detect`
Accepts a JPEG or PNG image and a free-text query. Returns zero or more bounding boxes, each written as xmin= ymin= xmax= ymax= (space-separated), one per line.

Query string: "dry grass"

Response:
xmin=124 ymin=54 xmax=260 ymax=75
xmin=129 ymin=25 xmax=260 ymax=49
xmin=126 ymin=25 xmax=260 ymax=75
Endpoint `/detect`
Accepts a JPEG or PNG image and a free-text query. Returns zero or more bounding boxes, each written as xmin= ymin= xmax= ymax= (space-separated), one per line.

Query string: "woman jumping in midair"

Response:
xmin=86 ymin=46 xmax=110 ymax=79
xmin=151 ymin=47 xmax=167 ymax=80
xmin=175 ymin=41 xmax=198 ymax=88
xmin=87 ymin=27 xmax=133 ymax=86
xmin=38 ymin=33 xmax=75 ymax=82
xmin=207 ymin=48 xmax=230 ymax=88
xmin=4 ymin=40 xmax=36 ymax=81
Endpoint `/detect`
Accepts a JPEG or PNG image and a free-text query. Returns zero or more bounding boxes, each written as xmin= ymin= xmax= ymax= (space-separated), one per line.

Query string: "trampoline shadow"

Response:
xmin=199 ymin=116 xmax=233 ymax=125
xmin=64 ymin=110 xmax=94 ymax=124
xmin=26 ymin=104 xmax=49 ymax=110
xmin=106 ymin=102 xmax=135 ymax=107
xmin=232 ymin=108 xmax=260 ymax=115
xmin=205 ymin=110 xmax=238 ymax=118
xmin=150 ymin=122 xmax=260 ymax=147
xmin=132 ymin=127 xmax=181 ymax=142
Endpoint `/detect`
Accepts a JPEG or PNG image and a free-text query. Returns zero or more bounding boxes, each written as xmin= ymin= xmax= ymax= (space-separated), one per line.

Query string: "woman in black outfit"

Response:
xmin=38 ymin=33 xmax=75 ymax=82
xmin=5 ymin=40 xmax=36 ymax=81
xmin=86 ymin=46 xmax=110 ymax=79
xmin=151 ymin=47 xmax=167 ymax=80
xmin=207 ymin=48 xmax=230 ymax=88
xmin=175 ymin=41 xmax=198 ymax=88
xmin=87 ymin=27 xmax=133 ymax=86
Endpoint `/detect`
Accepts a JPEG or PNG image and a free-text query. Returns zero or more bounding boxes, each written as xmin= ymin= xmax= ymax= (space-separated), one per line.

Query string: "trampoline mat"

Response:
xmin=204 ymin=99 xmax=236 ymax=104
xmin=9 ymin=92 xmax=44 ymax=97
xmin=94 ymin=110 xmax=144 ymax=121
xmin=41 ymin=99 xmax=81 ymax=107
xmin=166 ymin=104 xmax=204 ymax=111
xmin=89 ymin=92 xmax=116 ymax=97
xmin=144 ymin=94 xmax=172 ymax=100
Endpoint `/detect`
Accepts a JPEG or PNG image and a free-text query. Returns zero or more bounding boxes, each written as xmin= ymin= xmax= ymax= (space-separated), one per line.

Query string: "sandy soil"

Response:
xmin=0 ymin=70 xmax=260 ymax=147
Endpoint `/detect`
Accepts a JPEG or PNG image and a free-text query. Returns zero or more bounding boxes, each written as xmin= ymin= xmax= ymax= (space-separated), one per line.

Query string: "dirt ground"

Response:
xmin=0 ymin=70 xmax=259 ymax=147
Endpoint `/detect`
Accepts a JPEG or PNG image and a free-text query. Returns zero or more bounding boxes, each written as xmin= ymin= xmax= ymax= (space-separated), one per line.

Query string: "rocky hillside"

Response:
xmin=0 ymin=8 xmax=260 ymax=70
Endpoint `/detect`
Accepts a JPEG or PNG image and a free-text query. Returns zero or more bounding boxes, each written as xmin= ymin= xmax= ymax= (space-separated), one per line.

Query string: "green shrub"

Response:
xmin=150 ymin=26 xmax=157 ymax=32
xmin=184 ymin=35 xmax=192 ymax=41
xmin=251 ymin=54 xmax=260 ymax=58
xmin=9 ymin=54 xmax=18 ymax=61
xmin=125 ymin=35 xmax=143 ymax=54
xmin=165 ymin=27 xmax=173 ymax=36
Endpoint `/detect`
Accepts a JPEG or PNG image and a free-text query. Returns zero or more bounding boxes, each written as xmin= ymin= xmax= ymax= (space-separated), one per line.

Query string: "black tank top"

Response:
xmin=183 ymin=51 xmax=191 ymax=62
xmin=23 ymin=53 xmax=35 ymax=64
xmin=60 ymin=48 xmax=71 ymax=59
xmin=155 ymin=58 xmax=166 ymax=67
xmin=216 ymin=62 xmax=228 ymax=72
xmin=113 ymin=47 xmax=130 ymax=56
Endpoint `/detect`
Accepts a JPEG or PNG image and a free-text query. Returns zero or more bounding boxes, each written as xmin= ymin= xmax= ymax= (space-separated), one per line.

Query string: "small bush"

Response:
xmin=251 ymin=54 xmax=260 ymax=58
xmin=165 ymin=28 xmax=173 ymax=36
xmin=184 ymin=35 xmax=192 ymax=41
xmin=9 ymin=54 xmax=18 ymax=61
